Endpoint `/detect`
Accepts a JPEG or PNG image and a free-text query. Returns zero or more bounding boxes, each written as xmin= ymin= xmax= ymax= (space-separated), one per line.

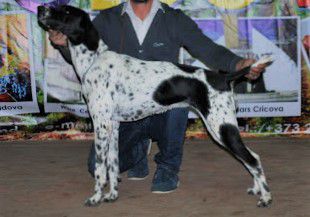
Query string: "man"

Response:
xmin=48 ymin=0 xmax=266 ymax=193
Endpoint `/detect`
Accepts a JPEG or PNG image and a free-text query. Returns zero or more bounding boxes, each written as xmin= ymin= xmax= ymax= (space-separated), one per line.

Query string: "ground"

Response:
xmin=0 ymin=137 xmax=309 ymax=217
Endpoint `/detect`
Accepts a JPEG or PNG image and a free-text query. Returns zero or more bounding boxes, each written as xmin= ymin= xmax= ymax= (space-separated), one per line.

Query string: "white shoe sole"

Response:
xmin=147 ymin=139 xmax=152 ymax=155
xmin=151 ymin=181 xmax=180 ymax=194
xmin=127 ymin=175 xmax=148 ymax=181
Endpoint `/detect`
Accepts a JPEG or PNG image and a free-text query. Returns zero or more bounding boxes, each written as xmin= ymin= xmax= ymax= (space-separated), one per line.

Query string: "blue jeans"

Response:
xmin=87 ymin=108 xmax=189 ymax=175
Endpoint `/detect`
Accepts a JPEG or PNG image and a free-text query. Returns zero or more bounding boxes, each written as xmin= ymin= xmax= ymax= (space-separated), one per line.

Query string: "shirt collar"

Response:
xmin=121 ymin=0 xmax=164 ymax=16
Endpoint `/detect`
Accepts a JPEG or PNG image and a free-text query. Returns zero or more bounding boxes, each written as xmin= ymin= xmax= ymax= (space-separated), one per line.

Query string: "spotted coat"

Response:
xmin=37 ymin=4 xmax=272 ymax=208
xmin=69 ymin=40 xmax=272 ymax=207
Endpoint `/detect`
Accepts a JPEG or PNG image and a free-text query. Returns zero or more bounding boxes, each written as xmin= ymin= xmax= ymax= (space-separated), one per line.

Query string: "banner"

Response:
xmin=183 ymin=17 xmax=301 ymax=117
xmin=0 ymin=0 xmax=309 ymax=139
xmin=177 ymin=0 xmax=310 ymax=135
xmin=0 ymin=11 xmax=39 ymax=116
xmin=43 ymin=33 xmax=89 ymax=117
xmin=43 ymin=59 xmax=89 ymax=117
xmin=91 ymin=0 xmax=121 ymax=10
xmin=91 ymin=0 xmax=178 ymax=10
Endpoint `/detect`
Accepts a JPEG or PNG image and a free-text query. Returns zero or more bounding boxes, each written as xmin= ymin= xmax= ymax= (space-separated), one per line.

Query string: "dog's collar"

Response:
xmin=83 ymin=40 xmax=108 ymax=82
xmin=68 ymin=40 xmax=108 ymax=82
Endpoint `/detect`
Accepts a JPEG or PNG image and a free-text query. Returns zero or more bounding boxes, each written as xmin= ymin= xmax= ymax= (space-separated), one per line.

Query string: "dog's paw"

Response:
xmin=85 ymin=198 xmax=101 ymax=207
xmin=247 ymin=187 xmax=261 ymax=196
xmin=257 ymin=192 xmax=272 ymax=208
xmin=257 ymin=198 xmax=272 ymax=208
xmin=84 ymin=194 xmax=103 ymax=207
xmin=103 ymin=192 xmax=118 ymax=203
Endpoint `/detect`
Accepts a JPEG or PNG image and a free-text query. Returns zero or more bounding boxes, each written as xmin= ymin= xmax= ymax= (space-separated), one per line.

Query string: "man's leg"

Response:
xmin=87 ymin=118 xmax=150 ymax=177
xmin=127 ymin=139 xmax=150 ymax=180
xmin=150 ymin=108 xmax=189 ymax=193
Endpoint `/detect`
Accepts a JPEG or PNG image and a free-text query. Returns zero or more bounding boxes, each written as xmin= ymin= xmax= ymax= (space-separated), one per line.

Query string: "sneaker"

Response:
xmin=151 ymin=167 xmax=179 ymax=194
xmin=147 ymin=140 xmax=152 ymax=155
xmin=127 ymin=155 xmax=149 ymax=180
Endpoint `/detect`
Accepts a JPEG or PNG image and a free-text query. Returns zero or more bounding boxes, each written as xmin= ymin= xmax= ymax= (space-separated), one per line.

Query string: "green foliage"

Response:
xmin=0 ymin=116 xmax=12 ymax=123
xmin=37 ymin=89 xmax=44 ymax=104
xmin=24 ymin=123 xmax=38 ymax=133
xmin=46 ymin=113 xmax=67 ymax=124
xmin=187 ymin=119 xmax=204 ymax=131
xmin=253 ymin=117 xmax=284 ymax=133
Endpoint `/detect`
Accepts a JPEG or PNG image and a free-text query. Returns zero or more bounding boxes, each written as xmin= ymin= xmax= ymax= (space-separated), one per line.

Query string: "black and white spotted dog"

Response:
xmin=38 ymin=5 xmax=273 ymax=207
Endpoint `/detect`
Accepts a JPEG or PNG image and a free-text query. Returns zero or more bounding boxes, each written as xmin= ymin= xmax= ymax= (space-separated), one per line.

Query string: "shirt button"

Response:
xmin=139 ymin=49 xmax=143 ymax=53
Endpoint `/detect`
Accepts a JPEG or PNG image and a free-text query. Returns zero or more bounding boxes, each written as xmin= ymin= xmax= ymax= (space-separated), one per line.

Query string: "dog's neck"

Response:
xmin=68 ymin=39 xmax=108 ymax=80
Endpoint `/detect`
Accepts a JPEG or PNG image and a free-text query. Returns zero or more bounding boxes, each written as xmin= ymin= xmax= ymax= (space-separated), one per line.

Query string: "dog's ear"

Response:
xmin=83 ymin=13 xmax=99 ymax=51
xmin=66 ymin=11 xmax=99 ymax=50
xmin=67 ymin=28 xmax=84 ymax=46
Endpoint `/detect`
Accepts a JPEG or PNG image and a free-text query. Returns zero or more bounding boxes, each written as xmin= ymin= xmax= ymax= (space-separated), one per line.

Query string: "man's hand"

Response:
xmin=48 ymin=30 xmax=68 ymax=47
xmin=236 ymin=58 xmax=268 ymax=80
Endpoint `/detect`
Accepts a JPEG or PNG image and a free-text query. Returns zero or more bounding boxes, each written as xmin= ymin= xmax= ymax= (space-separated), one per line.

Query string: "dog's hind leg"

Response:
xmin=219 ymin=123 xmax=272 ymax=207
xmin=197 ymin=98 xmax=272 ymax=207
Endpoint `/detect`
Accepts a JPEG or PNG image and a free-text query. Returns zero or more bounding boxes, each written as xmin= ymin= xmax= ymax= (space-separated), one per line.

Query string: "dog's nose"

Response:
xmin=37 ymin=6 xmax=45 ymax=14
xmin=37 ymin=6 xmax=46 ymax=17
xmin=37 ymin=5 xmax=50 ymax=16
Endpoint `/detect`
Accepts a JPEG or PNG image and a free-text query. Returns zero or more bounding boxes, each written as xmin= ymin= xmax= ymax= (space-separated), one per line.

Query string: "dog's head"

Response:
xmin=37 ymin=5 xmax=99 ymax=50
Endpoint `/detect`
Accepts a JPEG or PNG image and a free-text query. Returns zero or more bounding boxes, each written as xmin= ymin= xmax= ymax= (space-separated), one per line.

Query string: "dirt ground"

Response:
xmin=0 ymin=137 xmax=309 ymax=217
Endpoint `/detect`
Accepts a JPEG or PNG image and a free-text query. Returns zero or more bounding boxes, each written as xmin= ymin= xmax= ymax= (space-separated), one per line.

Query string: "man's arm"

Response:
xmin=175 ymin=10 xmax=266 ymax=79
xmin=176 ymin=10 xmax=242 ymax=72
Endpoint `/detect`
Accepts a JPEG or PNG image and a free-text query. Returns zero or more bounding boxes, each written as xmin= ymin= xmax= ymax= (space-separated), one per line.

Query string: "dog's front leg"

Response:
xmin=85 ymin=117 xmax=112 ymax=207
xmin=102 ymin=120 xmax=120 ymax=202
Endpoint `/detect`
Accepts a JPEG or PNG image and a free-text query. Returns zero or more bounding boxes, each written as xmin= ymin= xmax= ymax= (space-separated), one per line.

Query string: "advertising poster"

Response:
xmin=0 ymin=11 xmax=39 ymax=116
xmin=183 ymin=17 xmax=301 ymax=117
xmin=90 ymin=0 xmax=177 ymax=10
xmin=176 ymin=0 xmax=310 ymax=135
xmin=42 ymin=11 xmax=95 ymax=118
xmin=43 ymin=58 xmax=89 ymax=117
xmin=91 ymin=0 xmax=121 ymax=10
xmin=0 ymin=0 xmax=309 ymax=139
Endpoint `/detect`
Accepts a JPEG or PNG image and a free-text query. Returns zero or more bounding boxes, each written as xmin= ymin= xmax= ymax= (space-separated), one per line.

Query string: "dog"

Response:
xmin=37 ymin=5 xmax=273 ymax=207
